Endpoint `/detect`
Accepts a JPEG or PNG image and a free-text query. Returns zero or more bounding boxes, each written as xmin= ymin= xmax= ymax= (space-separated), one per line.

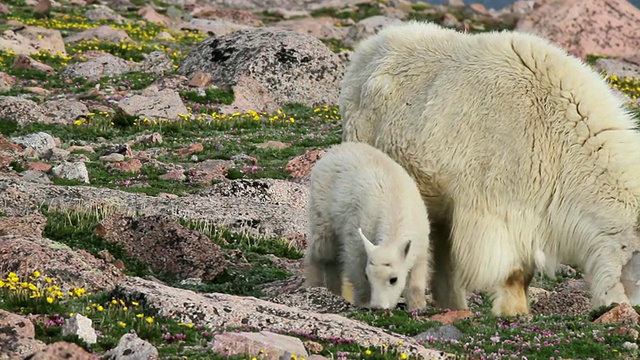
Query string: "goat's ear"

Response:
xmin=402 ymin=240 xmax=411 ymax=258
xmin=622 ymin=250 xmax=640 ymax=304
xmin=358 ymin=227 xmax=377 ymax=255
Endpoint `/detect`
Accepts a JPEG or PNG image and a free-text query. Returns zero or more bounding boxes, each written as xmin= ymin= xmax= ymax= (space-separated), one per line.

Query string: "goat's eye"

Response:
xmin=390 ymin=277 xmax=397 ymax=285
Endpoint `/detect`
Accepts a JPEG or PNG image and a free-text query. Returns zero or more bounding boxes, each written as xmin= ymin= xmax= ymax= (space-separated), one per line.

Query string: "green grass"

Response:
xmin=442 ymin=312 xmax=639 ymax=359
xmin=3 ymin=103 xmax=342 ymax=195
xmin=529 ymin=267 xmax=584 ymax=292
xmin=310 ymin=3 xmax=382 ymax=22
xmin=346 ymin=308 xmax=444 ymax=336
xmin=1 ymin=270 xmax=423 ymax=359
xmin=41 ymin=206 xmax=152 ymax=278
xmin=40 ymin=205 xmax=301 ymax=297
xmin=346 ymin=304 xmax=640 ymax=359
xmin=406 ymin=10 xmax=516 ymax=33
xmin=0 ymin=278 xmax=230 ymax=358
xmin=179 ymin=87 xmax=235 ymax=106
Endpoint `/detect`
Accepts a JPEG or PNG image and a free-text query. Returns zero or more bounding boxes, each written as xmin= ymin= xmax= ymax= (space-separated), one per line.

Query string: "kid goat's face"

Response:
xmin=358 ymin=228 xmax=412 ymax=310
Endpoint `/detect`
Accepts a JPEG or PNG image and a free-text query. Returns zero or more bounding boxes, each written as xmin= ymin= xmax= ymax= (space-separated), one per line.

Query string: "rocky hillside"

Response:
xmin=2 ymin=0 xmax=640 ymax=359
xmin=421 ymin=0 xmax=640 ymax=12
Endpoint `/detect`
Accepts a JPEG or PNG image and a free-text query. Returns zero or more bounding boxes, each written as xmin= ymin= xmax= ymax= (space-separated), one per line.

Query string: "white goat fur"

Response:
xmin=304 ymin=141 xmax=432 ymax=310
xmin=339 ymin=21 xmax=640 ymax=316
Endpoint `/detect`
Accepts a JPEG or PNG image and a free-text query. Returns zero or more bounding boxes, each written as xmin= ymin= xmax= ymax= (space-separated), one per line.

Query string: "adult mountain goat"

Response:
xmin=339 ymin=21 xmax=640 ymax=316
xmin=304 ymin=142 xmax=432 ymax=310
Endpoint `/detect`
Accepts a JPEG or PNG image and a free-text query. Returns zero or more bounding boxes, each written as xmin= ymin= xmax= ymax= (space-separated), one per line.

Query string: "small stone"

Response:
xmin=11 ymin=132 xmax=56 ymax=157
xmin=211 ymin=331 xmax=309 ymax=360
xmin=134 ymin=132 xmax=162 ymax=146
xmin=99 ymin=153 xmax=126 ymax=162
xmin=154 ymin=31 xmax=174 ymax=41
xmin=469 ymin=3 xmax=489 ymax=15
xmin=0 ymin=133 xmax=22 ymax=152
xmin=342 ymin=16 xmax=403 ymax=48
xmin=67 ymin=145 xmax=95 ymax=153
xmin=594 ymin=303 xmax=639 ymax=326
xmin=42 ymin=147 xmax=70 ymax=162
xmin=51 ymin=161 xmax=90 ymax=183
xmin=112 ymin=259 xmax=125 ymax=271
xmin=528 ymin=286 xmax=550 ymax=301
xmin=303 ymin=340 xmax=323 ymax=354
xmin=13 ymin=54 xmax=55 ymax=74
xmin=217 ymin=75 xmax=279 ymax=115
xmin=413 ymin=325 xmax=464 ymax=342
xmin=136 ymin=50 xmax=174 ymax=75
xmin=267 ymin=286 xmax=356 ymax=313
xmin=623 ymin=341 xmax=639 ymax=351
xmin=20 ymin=170 xmax=52 ymax=184
xmin=159 ymin=169 xmax=186 ymax=182
xmin=285 ymin=149 xmax=326 ymax=179
xmin=441 ymin=13 xmax=460 ymax=28
xmin=65 ymin=25 xmax=132 ymax=44
xmin=20 ymin=341 xmax=94 ymax=360
xmin=43 ymin=98 xmax=89 ymax=124
xmin=189 ymin=159 xmax=234 ymax=184
xmin=107 ymin=158 xmax=143 ymax=173
xmin=0 ymin=309 xmax=45 ymax=358
xmin=99 ymin=143 xmax=132 ymax=158
xmin=188 ymin=71 xmax=212 ymax=88
xmin=117 ymin=89 xmax=189 ymax=122
xmin=97 ymin=250 xmax=116 ymax=262
xmin=83 ymin=5 xmax=126 ymax=24
xmin=445 ymin=0 xmax=465 ymax=6
xmin=610 ymin=326 xmax=640 ymax=341
xmin=179 ymin=278 xmax=203 ymax=286
xmin=23 ymin=86 xmax=51 ymax=95
xmin=429 ymin=310 xmax=473 ymax=325
xmin=104 ymin=333 xmax=159 ymax=359
xmin=27 ymin=161 xmax=52 ymax=172
xmin=60 ymin=53 xmax=136 ymax=82
xmin=255 ymin=140 xmax=289 ymax=150
xmin=61 ymin=313 xmax=97 ymax=345
xmin=177 ymin=142 xmax=204 ymax=158
xmin=139 ymin=6 xmax=175 ymax=27
xmin=232 ymin=153 xmax=258 ymax=165
xmin=0 ymin=97 xmax=52 ymax=126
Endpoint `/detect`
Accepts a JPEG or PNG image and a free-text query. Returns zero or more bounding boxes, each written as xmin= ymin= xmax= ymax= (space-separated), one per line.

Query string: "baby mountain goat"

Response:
xmin=303 ymin=142 xmax=432 ymax=310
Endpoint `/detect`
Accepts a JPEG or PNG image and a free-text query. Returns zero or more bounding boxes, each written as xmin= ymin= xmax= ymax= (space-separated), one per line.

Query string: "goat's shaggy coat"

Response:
xmin=340 ymin=21 xmax=640 ymax=315
xmin=304 ymin=142 xmax=432 ymax=310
